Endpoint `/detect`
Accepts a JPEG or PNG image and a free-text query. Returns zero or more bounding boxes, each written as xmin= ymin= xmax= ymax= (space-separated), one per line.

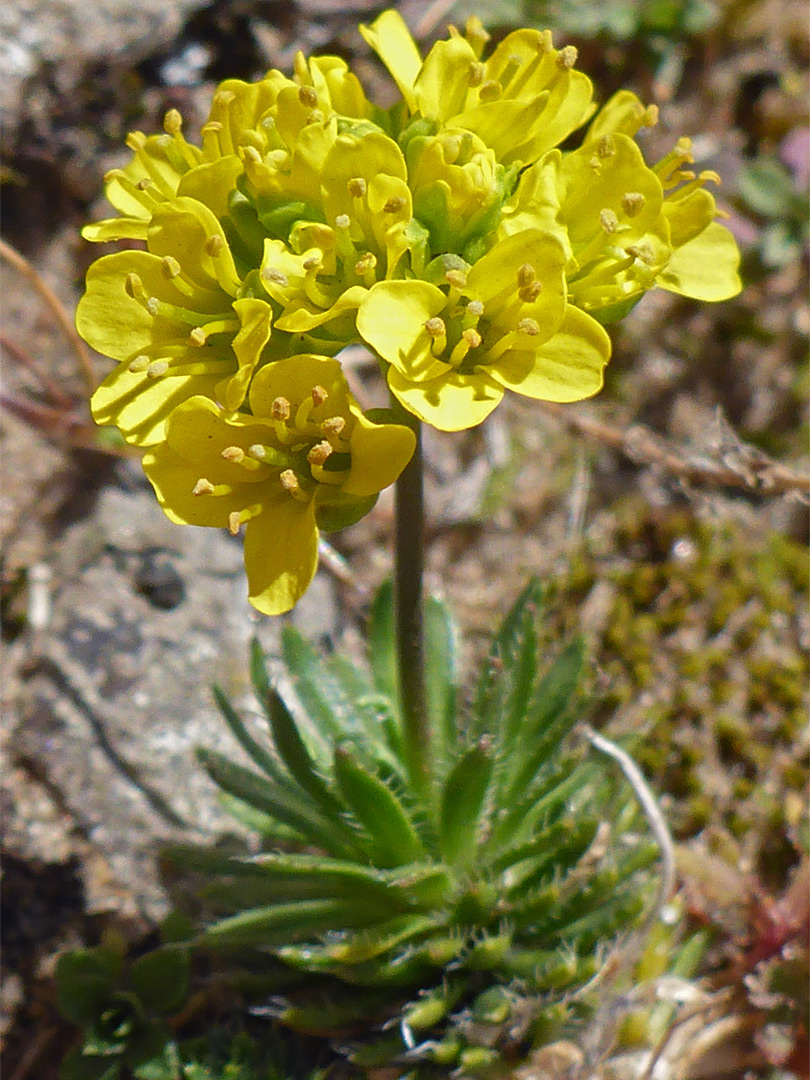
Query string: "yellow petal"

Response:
xmin=413 ymin=36 xmax=478 ymax=122
xmin=387 ymin=365 xmax=503 ymax=432
xmin=657 ymin=221 xmax=742 ymax=301
xmin=357 ymin=280 xmax=447 ymax=381
xmin=343 ymin=408 xmax=416 ymax=496
xmin=222 ymin=297 xmax=274 ymax=411
xmin=244 ymin=498 xmax=319 ymax=615
xmin=490 ymin=306 xmax=610 ymax=402
xmin=359 ymin=10 xmax=422 ymax=112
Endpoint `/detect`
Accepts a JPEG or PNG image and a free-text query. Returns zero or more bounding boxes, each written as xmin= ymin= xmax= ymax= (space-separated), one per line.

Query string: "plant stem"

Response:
xmin=392 ymin=407 xmax=431 ymax=801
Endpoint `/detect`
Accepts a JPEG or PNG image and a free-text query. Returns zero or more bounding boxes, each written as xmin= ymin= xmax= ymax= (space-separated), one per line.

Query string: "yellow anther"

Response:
xmin=425 ymin=317 xmax=447 ymax=338
xmin=262 ymin=267 xmax=289 ymax=286
xmin=244 ymin=145 xmax=262 ymax=164
xmin=517 ymin=317 xmax=540 ymax=335
xmin=193 ymin=478 xmax=215 ymax=496
xmin=163 ymin=108 xmax=183 ymax=135
xmin=518 ymin=281 xmax=542 ymax=303
xmin=126 ymin=131 xmax=147 ymax=151
xmin=597 ymin=135 xmax=616 ymax=159
xmin=558 ymin=45 xmax=577 ymax=69
xmin=298 ymin=85 xmax=318 ymax=108
xmin=626 ymin=242 xmax=655 ymax=265
xmin=124 ymin=272 xmax=145 ymax=299
xmin=310 ymin=385 xmax=328 ymax=407
xmin=383 ymin=196 xmax=407 ymax=213
xmin=354 ymin=252 xmax=377 ymax=275
xmin=478 ymin=80 xmax=501 ymax=102
xmin=621 ymin=192 xmax=646 ymax=217
xmin=302 ymin=256 xmax=321 ymax=271
xmin=306 ymin=108 xmax=325 ymax=124
xmin=221 ymin=446 xmax=245 ymax=463
xmin=467 ymin=299 xmax=484 ymax=317
xmin=517 ymin=263 xmax=536 ymax=288
xmin=200 ymin=120 xmax=223 ymax=136
xmin=248 ymin=444 xmax=267 ymax=460
xmin=272 ymin=396 xmax=291 ymax=421
xmin=189 ymin=328 xmax=207 ymax=347
xmin=462 ymin=328 xmax=482 ymax=349
xmin=161 ymin=255 xmax=182 ymax=279
xmin=147 ymin=360 xmax=169 ymax=377
xmin=335 ymin=213 xmax=351 ymax=229
xmin=468 ymin=61 xmax=485 ymax=87
xmin=599 ymin=208 xmax=619 ymax=234
xmin=214 ymin=89 xmax=236 ymax=107
xmin=307 ymin=441 xmax=333 ymax=467
xmin=205 ymin=235 xmax=224 ymax=257
xmin=280 ymin=469 xmax=300 ymax=492
xmin=537 ymin=29 xmax=554 ymax=52
xmin=347 ymin=177 xmax=367 ymax=199
xmin=322 ymin=416 xmax=346 ymax=438
xmin=136 ymin=178 xmax=151 ymax=190
xmin=128 ymin=355 xmax=150 ymax=373
xmin=146 ymin=297 xmax=160 ymax=316
xmin=227 ymin=511 xmax=242 ymax=536
xmin=445 ymin=269 xmax=467 ymax=289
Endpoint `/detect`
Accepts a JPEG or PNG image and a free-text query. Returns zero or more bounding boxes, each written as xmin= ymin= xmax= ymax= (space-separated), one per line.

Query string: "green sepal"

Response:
xmin=333 ymin=746 xmax=427 ymax=867
xmin=438 ymin=739 xmax=494 ymax=866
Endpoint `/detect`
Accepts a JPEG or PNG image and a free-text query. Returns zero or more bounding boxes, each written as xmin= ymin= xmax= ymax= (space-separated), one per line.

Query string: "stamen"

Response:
xmin=335 ymin=213 xmax=351 ymax=229
xmin=221 ymin=446 xmax=245 ymax=463
xmin=445 ymin=269 xmax=467 ymax=289
xmin=189 ymin=328 xmax=207 ymax=346
xmin=478 ymin=80 xmax=501 ymax=102
xmin=163 ymin=109 xmax=183 ymax=135
xmin=354 ymin=252 xmax=377 ymax=276
xmin=147 ymin=360 xmax=169 ymax=377
xmin=262 ymin=267 xmax=289 ymax=287
xmin=311 ymin=385 xmax=328 ymax=407
xmin=243 ymin=146 xmax=262 ymax=164
xmin=302 ymin=255 xmax=321 ymax=271
xmin=468 ymin=62 xmax=485 ymax=88
xmin=146 ymin=297 xmax=160 ymax=316
xmin=558 ymin=45 xmax=577 ymax=69
xmin=162 ymin=256 xmax=182 ymax=279
xmin=518 ymin=281 xmax=543 ymax=303
xmin=517 ymin=318 xmax=540 ymax=335
xmin=272 ymin=396 xmax=291 ymax=421
xmin=205 ymin=235 xmax=224 ymax=257
xmin=280 ymin=469 xmax=300 ymax=492
xmin=307 ymin=441 xmax=333 ymax=467
xmin=213 ymin=89 xmax=236 ymax=108
xmin=597 ymin=135 xmax=616 ymax=159
xmin=321 ymin=416 xmax=346 ymax=439
xmin=599 ymin=208 xmax=619 ymax=234
xmin=128 ymin=355 xmax=150 ymax=373
xmin=125 ymin=272 xmax=146 ymax=300
xmin=463 ymin=328 xmax=482 ymax=348
xmin=228 ymin=511 xmax=242 ymax=536
xmin=517 ymin=263 xmax=537 ymax=288
xmin=425 ymin=317 xmax=447 ymax=338
xmin=383 ymin=196 xmax=407 ymax=214
xmin=347 ymin=177 xmax=367 ymax=199
xmin=467 ymin=299 xmax=484 ymax=317
xmin=621 ymin=192 xmax=646 ymax=217
xmin=193 ymin=478 xmax=215 ymax=496
xmin=298 ymin=85 xmax=318 ymax=108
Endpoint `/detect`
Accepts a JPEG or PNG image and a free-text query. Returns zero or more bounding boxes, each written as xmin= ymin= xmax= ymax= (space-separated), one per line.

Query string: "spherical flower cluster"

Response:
xmin=77 ymin=9 xmax=741 ymax=613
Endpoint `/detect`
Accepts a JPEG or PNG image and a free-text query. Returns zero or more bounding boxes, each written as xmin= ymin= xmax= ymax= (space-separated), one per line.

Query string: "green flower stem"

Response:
xmin=391 ymin=401 xmax=432 ymax=805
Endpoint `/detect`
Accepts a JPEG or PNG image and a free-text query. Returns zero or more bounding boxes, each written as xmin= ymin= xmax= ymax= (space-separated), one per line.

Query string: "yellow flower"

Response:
xmin=79 ymin=197 xmax=291 ymax=445
xmin=360 ymin=10 xmax=594 ymax=166
xmin=142 ymin=355 xmax=415 ymax=614
xmin=356 ymin=230 xmax=610 ymax=430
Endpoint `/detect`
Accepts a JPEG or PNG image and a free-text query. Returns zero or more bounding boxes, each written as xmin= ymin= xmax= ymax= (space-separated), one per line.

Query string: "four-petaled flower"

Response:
xmin=143 ymin=355 xmax=415 ymax=614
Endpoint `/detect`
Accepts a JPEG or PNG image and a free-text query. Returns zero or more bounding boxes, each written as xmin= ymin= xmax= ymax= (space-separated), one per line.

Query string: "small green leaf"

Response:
xmin=201 ymin=898 xmax=394 ymax=948
xmin=130 ymin=947 xmax=190 ymax=1015
xmin=368 ymin=580 xmax=399 ymax=705
xmin=424 ymin=594 xmax=460 ymax=765
xmin=196 ymin=748 xmax=352 ymax=855
xmin=333 ymin=747 xmax=426 ymax=867
xmin=211 ymin=683 xmax=284 ymax=783
xmin=56 ymin=949 xmax=120 ymax=1026
xmin=439 ymin=738 xmax=494 ymax=866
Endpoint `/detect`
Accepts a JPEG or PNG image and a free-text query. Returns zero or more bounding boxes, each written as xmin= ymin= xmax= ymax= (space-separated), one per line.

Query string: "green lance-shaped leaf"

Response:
xmin=212 ymin=682 xmax=286 ymax=784
xmin=201 ymin=896 xmax=397 ymax=949
xmin=499 ymin=637 xmax=585 ymax=804
xmin=496 ymin=817 xmax=600 ymax=897
xmin=368 ymin=579 xmax=399 ymax=707
xmin=280 ymin=626 xmax=360 ymax=747
xmin=333 ymin=746 xmax=427 ymax=867
xmin=278 ymin=913 xmax=438 ymax=973
xmin=424 ymin=594 xmax=460 ymax=768
xmin=196 ymin=748 xmax=352 ymax=855
xmin=472 ymin=578 xmax=543 ymax=741
xmin=439 ymin=738 xmax=494 ymax=867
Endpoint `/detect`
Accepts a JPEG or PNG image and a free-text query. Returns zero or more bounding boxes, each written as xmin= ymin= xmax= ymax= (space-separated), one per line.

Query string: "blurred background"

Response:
xmin=1 ymin=1 xmax=807 ymax=1076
